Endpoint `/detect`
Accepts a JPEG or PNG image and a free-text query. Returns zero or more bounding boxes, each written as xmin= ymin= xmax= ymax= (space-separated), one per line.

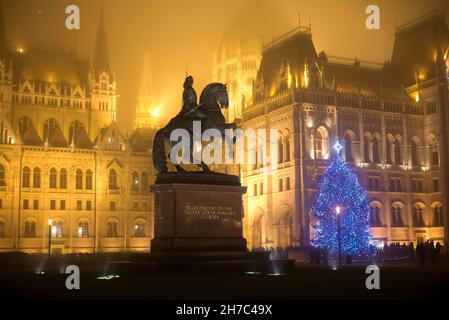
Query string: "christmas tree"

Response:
xmin=311 ymin=141 xmax=371 ymax=256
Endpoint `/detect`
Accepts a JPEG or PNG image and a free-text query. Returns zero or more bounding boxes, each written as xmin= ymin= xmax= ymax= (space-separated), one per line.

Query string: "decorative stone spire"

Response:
xmin=139 ymin=51 xmax=152 ymax=96
xmin=92 ymin=3 xmax=110 ymax=75
xmin=134 ymin=52 xmax=160 ymax=130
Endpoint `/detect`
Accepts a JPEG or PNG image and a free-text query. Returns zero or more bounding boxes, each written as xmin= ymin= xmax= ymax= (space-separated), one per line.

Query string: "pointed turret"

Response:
xmin=133 ymin=51 xmax=160 ymax=130
xmin=89 ymin=4 xmax=117 ymax=140
xmin=139 ymin=52 xmax=152 ymax=96
xmin=92 ymin=3 xmax=110 ymax=75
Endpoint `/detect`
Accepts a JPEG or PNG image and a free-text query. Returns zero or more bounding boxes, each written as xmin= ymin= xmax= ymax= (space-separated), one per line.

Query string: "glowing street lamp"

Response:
xmin=335 ymin=206 xmax=342 ymax=267
xmin=48 ymin=218 xmax=52 ymax=257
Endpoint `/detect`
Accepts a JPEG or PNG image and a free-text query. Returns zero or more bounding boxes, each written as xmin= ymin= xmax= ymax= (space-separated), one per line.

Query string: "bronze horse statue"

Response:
xmin=152 ymin=83 xmax=236 ymax=174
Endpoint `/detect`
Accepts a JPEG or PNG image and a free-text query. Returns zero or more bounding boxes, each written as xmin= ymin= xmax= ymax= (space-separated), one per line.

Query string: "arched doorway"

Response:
xmin=275 ymin=205 xmax=293 ymax=248
xmin=252 ymin=209 xmax=265 ymax=249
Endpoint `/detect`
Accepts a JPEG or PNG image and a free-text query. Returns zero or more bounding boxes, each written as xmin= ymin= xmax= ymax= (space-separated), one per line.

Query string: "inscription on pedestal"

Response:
xmin=151 ymin=175 xmax=248 ymax=252
xmin=176 ymin=190 xmax=242 ymax=238
xmin=184 ymin=204 xmax=237 ymax=220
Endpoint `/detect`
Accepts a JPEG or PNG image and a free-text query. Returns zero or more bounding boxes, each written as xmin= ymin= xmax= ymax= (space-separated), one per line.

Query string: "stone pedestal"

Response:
xmin=150 ymin=172 xmax=248 ymax=253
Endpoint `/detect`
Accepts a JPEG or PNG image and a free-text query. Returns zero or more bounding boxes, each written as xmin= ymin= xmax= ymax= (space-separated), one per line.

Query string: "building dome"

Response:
xmin=218 ymin=0 xmax=295 ymax=58
xmin=214 ymin=0 xmax=295 ymax=122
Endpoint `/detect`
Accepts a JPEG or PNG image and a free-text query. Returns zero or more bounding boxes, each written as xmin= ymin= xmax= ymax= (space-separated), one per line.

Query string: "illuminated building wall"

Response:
xmin=240 ymin=12 xmax=449 ymax=249
xmin=0 ymin=7 xmax=156 ymax=253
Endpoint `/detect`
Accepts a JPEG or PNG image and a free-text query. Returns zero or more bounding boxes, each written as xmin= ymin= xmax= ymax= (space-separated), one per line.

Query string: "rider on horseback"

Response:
xmin=181 ymin=76 xmax=206 ymax=119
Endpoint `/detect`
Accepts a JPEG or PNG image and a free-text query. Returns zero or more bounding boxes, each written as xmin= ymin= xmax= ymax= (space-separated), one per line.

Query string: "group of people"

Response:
xmin=414 ymin=241 xmax=444 ymax=266
xmin=253 ymin=241 xmax=447 ymax=266
xmin=372 ymin=241 xmax=445 ymax=265
xmin=307 ymin=241 xmax=447 ymax=266
xmin=253 ymin=246 xmax=290 ymax=259
xmin=309 ymin=247 xmax=329 ymax=265
xmin=372 ymin=242 xmax=414 ymax=261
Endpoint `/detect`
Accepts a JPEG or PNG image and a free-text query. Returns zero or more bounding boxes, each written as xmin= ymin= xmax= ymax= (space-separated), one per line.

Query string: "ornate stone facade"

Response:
xmin=240 ymin=12 xmax=449 ymax=249
xmin=0 ymin=6 xmax=156 ymax=253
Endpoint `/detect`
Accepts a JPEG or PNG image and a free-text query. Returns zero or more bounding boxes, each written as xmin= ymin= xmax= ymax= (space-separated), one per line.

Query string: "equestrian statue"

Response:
xmin=152 ymin=76 xmax=237 ymax=174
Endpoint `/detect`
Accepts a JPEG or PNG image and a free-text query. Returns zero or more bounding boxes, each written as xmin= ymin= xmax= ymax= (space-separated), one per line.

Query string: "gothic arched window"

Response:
xmin=386 ymin=137 xmax=393 ymax=164
xmin=60 ymin=168 xmax=67 ymax=189
xmin=24 ymin=221 xmax=36 ymax=238
xmin=132 ymin=171 xmax=139 ymax=192
xmin=33 ymin=167 xmax=41 ymax=188
xmin=109 ymin=169 xmax=118 ymax=190
xmin=85 ymin=170 xmax=93 ymax=190
xmin=314 ymin=127 xmax=329 ymax=160
xmin=22 ymin=167 xmax=31 ymax=188
xmin=391 ymin=204 xmax=405 ymax=227
xmin=370 ymin=205 xmax=383 ymax=227
xmin=432 ymin=204 xmax=443 ymax=227
xmin=364 ymin=133 xmax=371 ymax=163
xmin=51 ymin=221 xmax=63 ymax=238
xmin=315 ymin=130 xmax=323 ymax=159
xmin=373 ymin=135 xmax=381 ymax=164
xmin=410 ymin=139 xmax=419 ymax=166
xmin=107 ymin=221 xmax=118 ymax=238
xmin=344 ymin=133 xmax=353 ymax=162
xmin=412 ymin=204 xmax=426 ymax=227
xmin=77 ymin=221 xmax=89 ymax=238
xmin=431 ymin=142 xmax=439 ymax=166
xmin=394 ymin=138 xmax=403 ymax=165
xmin=0 ymin=164 xmax=5 ymax=187
xmin=278 ymin=133 xmax=284 ymax=164
xmin=49 ymin=168 xmax=57 ymax=189
xmin=284 ymin=135 xmax=291 ymax=162
xmin=75 ymin=169 xmax=83 ymax=189
xmin=134 ymin=220 xmax=145 ymax=237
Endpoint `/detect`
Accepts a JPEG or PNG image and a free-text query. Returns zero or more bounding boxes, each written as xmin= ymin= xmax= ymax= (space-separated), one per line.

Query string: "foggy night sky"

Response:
xmin=2 ymin=0 xmax=449 ymax=132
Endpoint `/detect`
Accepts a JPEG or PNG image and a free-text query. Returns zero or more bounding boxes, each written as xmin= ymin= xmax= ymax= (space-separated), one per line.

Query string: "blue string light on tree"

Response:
xmin=311 ymin=140 xmax=371 ymax=256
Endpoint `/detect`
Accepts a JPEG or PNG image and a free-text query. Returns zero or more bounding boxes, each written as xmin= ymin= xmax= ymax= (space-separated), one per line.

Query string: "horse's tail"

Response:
xmin=153 ymin=129 xmax=167 ymax=173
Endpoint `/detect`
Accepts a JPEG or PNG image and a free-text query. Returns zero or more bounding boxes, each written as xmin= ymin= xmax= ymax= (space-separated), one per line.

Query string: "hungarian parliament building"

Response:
xmin=215 ymin=8 xmax=449 ymax=250
xmin=0 ymin=5 xmax=158 ymax=253
xmin=0 ymin=1 xmax=448 ymax=253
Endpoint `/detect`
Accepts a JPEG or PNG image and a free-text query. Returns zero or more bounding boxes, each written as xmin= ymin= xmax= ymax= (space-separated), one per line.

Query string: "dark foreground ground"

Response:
xmin=1 ymin=261 xmax=449 ymax=300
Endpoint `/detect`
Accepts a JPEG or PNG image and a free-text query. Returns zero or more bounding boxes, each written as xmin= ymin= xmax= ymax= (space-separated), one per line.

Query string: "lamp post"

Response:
xmin=335 ymin=206 xmax=342 ymax=267
xmin=48 ymin=218 xmax=52 ymax=257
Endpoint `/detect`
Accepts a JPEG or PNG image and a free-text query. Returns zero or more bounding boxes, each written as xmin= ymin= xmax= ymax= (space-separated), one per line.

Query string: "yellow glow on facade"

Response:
xmin=303 ymin=62 xmax=309 ymax=88
xmin=306 ymin=119 xmax=313 ymax=128
xmin=287 ymin=65 xmax=292 ymax=89
xmin=150 ymin=107 xmax=161 ymax=118
xmin=16 ymin=47 xmax=24 ymax=54
xmin=270 ymin=83 xmax=276 ymax=96
xmin=414 ymin=92 xmax=420 ymax=102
